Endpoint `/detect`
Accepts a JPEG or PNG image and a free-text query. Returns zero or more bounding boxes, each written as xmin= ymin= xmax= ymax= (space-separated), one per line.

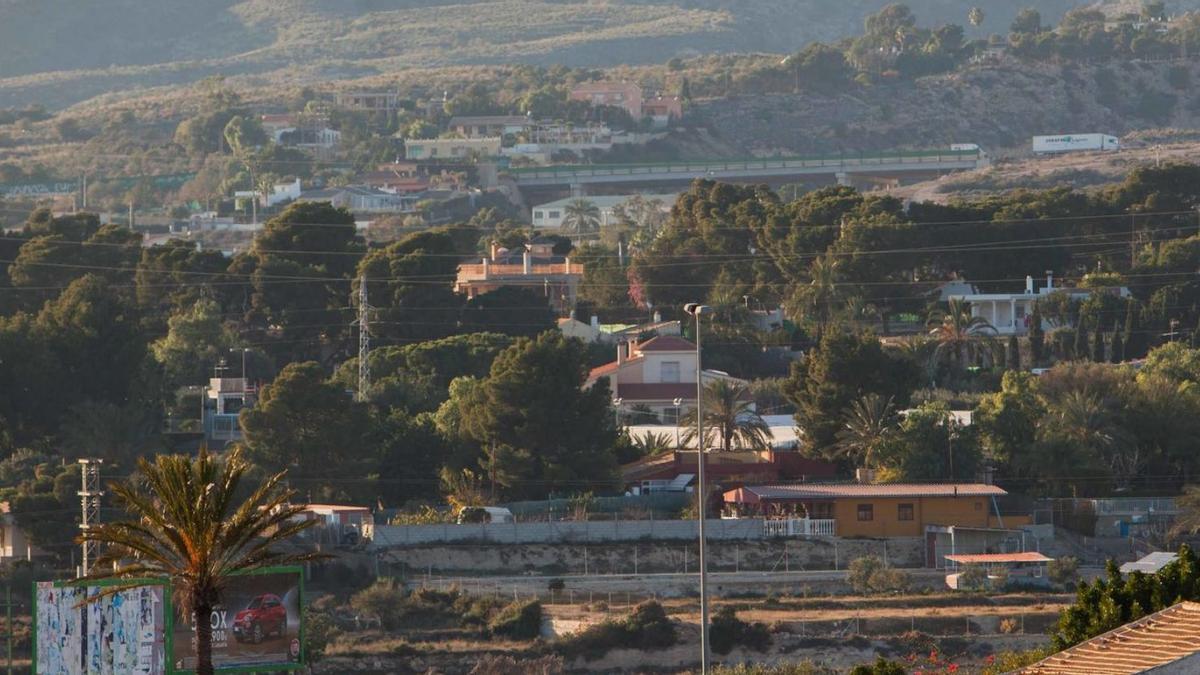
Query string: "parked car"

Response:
xmin=232 ymin=593 xmax=287 ymax=644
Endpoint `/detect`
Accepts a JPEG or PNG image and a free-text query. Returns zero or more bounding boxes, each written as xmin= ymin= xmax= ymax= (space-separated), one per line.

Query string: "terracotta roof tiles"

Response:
xmin=1020 ymin=601 xmax=1200 ymax=674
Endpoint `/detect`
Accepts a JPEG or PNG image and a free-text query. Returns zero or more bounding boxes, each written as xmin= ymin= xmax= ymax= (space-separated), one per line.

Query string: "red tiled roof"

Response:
xmin=729 ymin=483 xmax=1007 ymax=501
xmin=945 ymin=552 xmax=1051 ymax=564
xmin=588 ymin=358 xmax=641 ymax=381
xmin=634 ymin=336 xmax=695 ymax=352
xmin=616 ymin=383 xmax=697 ymax=401
xmin=1021 ymin=601 xmax=1200 ymax=674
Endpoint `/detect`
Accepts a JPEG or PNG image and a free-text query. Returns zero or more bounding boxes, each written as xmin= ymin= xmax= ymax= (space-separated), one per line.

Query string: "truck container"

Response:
xmin=1032 ymin=134 xmax=1119 ymax=154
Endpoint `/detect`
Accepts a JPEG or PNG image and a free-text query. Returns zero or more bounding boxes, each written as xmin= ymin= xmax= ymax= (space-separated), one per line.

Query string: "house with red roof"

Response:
xmin=585 ymin=335 xmax=749 ymax=424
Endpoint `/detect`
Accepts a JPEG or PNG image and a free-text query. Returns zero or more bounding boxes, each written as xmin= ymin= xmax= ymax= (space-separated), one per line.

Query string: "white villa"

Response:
xmin=948 ymin=272 xmax=1131 ymax=335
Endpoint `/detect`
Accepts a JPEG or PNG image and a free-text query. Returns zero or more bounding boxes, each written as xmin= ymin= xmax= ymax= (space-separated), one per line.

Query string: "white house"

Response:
xmin=947 ymin=272 xmax=1131 ymax=335
xmin=531 ymin=194 xmax=673 ymax=229
xmin=558 ymin=314 xmax=681 ymax=344
xmin=585 ymin=335 xmax=749 ymax=423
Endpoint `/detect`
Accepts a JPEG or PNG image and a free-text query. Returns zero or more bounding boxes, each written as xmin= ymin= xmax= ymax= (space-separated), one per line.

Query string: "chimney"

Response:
xmin=523 ymin=250 xmax=532 ymax=275
xmin=617 ymin=341 xmax=625 ymax=365
xmin=490 ymin=242 xmax=499 ymax=261
xmin=1045 ymin=270 xmax=1054 ymax=292
xmin=1025 ymin=275 xmax=1034 ymax=294
xmin=482 ymin=257 xmax=490 ymax=276
xmin=653 ymin=310 xmax=662 ymax=323
xmin=591 ymin=315 xmax=600 ymax=329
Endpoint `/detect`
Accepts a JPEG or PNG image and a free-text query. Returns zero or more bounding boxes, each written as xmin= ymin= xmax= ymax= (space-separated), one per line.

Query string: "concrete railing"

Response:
xmin=457 ymin=263 xmax=583 ymax=280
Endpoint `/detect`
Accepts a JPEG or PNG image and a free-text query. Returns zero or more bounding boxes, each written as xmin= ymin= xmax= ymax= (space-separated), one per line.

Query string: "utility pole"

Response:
xmin=77 ymin=458 xmax=103 ymax=577
xmin=684 ymin=303 xmax=714 ymax=674
xmin=356 ymin=274 xmax=371 ymax=402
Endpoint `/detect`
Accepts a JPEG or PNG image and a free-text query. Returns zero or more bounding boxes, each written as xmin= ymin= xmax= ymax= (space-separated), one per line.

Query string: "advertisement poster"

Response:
xmin=35 ymin=581 xmax=166 ymax=675
xmin=171 ymin=569 xmax=304 ymax=673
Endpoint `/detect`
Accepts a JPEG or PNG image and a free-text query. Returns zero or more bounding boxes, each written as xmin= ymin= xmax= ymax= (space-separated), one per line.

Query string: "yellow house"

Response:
xmin=722 ymin=483 xmax=1018 ymax=538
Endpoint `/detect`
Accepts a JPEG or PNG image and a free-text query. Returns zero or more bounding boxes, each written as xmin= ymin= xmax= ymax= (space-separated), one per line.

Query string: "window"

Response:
xmin=857 ymin=504 xmax=874 ymax=521
xmin=975 ymin=501 xmax=983 ymax=511
xmin=1015 ymin=304 xmax=1027 ymax=320
xmin=898 ymin=503 xmax=914 ymax=521
xmin=660 ymin=361 xmax=681 ymax=383
xmin=548 ymin=210 xmax=561 ymax=219
xmin=533 ymin=211 xmax=545 ymax=221
xmin=810 ymin=503 xmax=833 ymax=519
xmin=662 ymin=407 xmax=680 ymax=425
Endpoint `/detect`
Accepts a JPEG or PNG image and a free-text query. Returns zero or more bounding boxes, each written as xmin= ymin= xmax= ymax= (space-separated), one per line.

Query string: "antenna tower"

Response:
xmin=77 ymin=458 xmax=104 ymax=577
xmin=357 ymin=274 xmax=371 ymax=402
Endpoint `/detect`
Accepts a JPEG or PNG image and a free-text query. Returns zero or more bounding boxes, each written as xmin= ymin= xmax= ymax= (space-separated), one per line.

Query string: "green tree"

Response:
xmin=1029 ymin=303 xmax=1045 ymax=365
xmin=239 ymin=362 xmax=371 ymax=496
xmin=561 ymin=199 xmax=602 ymax=236
xmin=79 ymin=450 xmax=324 ymax=675
xmin=1011 ymin=7 xmax=1042 ymax=34
xmin=1007 ymin=335 xmax=1021 ymax=371
xmin=460 ymin=287 xmax=555 ymax=338
xmin=787 ymin=331 xmax=918 ymax=454
xmin=880 ymin=402 xmax=980 ymax=481
xmin=680 ymin=379 xmax=773 ymax=452
xmin=453 ymin=332 xmax=619 ymax=499
xmin=968 ymin=7 xmax=985 ymax=27
xmin=975 ymin=372 xmax=1045 ymax=480
xmin=834 ymin=393 xmax=897 ymax=470
xmin=152 ymin=298 xmax=233 ymax=387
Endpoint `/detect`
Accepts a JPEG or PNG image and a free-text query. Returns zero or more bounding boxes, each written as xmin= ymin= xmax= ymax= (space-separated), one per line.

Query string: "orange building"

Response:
xmin=723 ymin=483 xmax=1019 ymax=538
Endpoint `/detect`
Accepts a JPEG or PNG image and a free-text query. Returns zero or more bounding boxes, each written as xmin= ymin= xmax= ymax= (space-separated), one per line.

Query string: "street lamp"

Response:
xmin=673 ymin=397 xmax=683 ymax=448
xmin=684 ymin=302 xmax=714 ymax=674
xmin=612 ymin=396 xmax=624 ymax=428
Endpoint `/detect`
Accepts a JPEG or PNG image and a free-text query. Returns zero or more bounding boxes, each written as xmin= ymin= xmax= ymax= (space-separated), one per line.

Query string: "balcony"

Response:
xmin=762 ymin=518 xmax=837 ymax=538
xmin=457 ymin=262 xmax=583 ymax=283
xmin=205 ymin=413 xmax=242 ymax=443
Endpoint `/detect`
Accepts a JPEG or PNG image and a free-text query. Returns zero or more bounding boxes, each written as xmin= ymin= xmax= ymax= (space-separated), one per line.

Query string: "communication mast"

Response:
xmin=356 ymin=274 xmax=371 ymax=402
xmin=77 ymin=458 xmax=104 ymax=577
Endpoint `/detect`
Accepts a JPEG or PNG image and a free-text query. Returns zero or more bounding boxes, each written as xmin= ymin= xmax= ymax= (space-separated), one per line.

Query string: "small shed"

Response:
xmin=944 ymin=551 xmax=1052 ymax=589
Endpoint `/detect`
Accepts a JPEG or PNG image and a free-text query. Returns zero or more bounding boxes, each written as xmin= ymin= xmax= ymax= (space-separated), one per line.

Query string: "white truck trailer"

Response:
xmin=1032 ymin=134 xmax=1120 ymax=154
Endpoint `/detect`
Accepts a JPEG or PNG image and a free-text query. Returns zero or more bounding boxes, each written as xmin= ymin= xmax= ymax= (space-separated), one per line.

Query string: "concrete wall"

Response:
xmin=379 ymin=537 xmax=926 ymax=576
xmin=370 ymin=518 xmax=763 ymax=547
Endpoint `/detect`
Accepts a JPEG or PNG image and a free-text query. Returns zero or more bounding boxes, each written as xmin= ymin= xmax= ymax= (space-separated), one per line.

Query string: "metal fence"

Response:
xmin=370 ymin=518 xmax=766 ymax=547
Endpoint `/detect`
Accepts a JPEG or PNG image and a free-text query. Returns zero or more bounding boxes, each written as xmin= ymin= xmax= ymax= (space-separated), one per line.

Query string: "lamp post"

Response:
xmin=612 ymin=396 xmax=624 ymax=429
xmin=684 ymin=302 xmax=713 ymax=674
xmin=673 ymin=397 xmax=683 ymax=448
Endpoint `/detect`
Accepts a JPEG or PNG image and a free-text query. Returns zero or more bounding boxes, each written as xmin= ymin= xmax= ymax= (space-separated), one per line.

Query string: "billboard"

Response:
xmin=170 ymin=568 xmax=305 ymax=673
xmin=34 ymin=580 xmax=167 ymax=675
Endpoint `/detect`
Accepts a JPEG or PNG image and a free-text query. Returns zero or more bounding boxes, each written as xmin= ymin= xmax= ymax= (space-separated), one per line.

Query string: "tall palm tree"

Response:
xmin=790 ymin=255 xmax=843 ymax=336
xmin=968 ymin=6 xmax=985 ymax=27
xmin=834 ymin=393 xmax=898 ymax=470
xmin=80 ymin=450 xmax=325 ymax=675
xmin=681 ymin=379 xmax=774 ymax=452
xmin=1054 ymin=391 xmax=1137 ymax=489
xmin=927 ymin=299 xmax=999 ymax=382
xmin=561 ymin=199 xmax=602 ymax=236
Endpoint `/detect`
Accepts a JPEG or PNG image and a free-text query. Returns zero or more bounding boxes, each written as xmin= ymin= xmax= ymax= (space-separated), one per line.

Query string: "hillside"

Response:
xmin=696 ymin=60 xmax=1200 ymax=155
xmin=0 ymin=0 xmax=1094 ymax=110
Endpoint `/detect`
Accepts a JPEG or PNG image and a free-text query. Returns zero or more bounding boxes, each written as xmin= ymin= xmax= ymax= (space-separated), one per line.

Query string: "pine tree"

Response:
xmin=1110 ymin=328 xmax=1124 ymax=363
xmin=1123 ymin=301 xmax=1141 ymax=359
xmin=1029 ymin=304 xmax=1045 ymax=365
xmin=1007 ymin=334 xmax=1021 ymax=371
xmin=1091 ymin=327 xmax=1105 ymax=363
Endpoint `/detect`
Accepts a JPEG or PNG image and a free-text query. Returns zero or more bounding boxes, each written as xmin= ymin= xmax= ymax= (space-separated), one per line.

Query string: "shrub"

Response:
xmin=848 ymin=555 xmax=910 ymax=594
xmin=1047 ymin=557 xmax=1079 ymax=586
xmin=714 ymin=664 xmax=832 ymax=675
xmin=470 ymin=655 xmax=565 ymax=675
xmin=547 ymin=578 xmax=565 ymax=592
xmin=709 ymin=606 xmax=771 ymax=655
xmin=557 ymin=600 xmax=677 ymax=660
xmin=849 ymin=657 xmax=907 ymax=675
xmin=999 ymin=617 xmax=1020 ymax=634
xmin=349 ymin=578 xmax=407 ymax=630
xmin=847 ymin=555 xmax=885 ymax=594
xmin=957 ymin=564 xmax=989 ymax=591
xmin=488 ymin=599 xmax=543 ymax=640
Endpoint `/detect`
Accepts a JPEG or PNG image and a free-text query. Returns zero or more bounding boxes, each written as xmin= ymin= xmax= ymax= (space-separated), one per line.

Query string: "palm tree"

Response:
xmin=790 ymin=255 xmax=843 ymax=337
xmin=561 ymin=199 xmax=602 ymax=236
xmin=80 ymin=450 xmax=325 ymax=675
xmin=968 ymin=6 xmax=985 ymax=27
xmin=681 ymin=379 xmax=773 ymax=452
xmin=1054 ymin=391 xmax=1137 ymax=490
xmin=927 ymin=299 xmax=999 ymax=382
xmin=834 ymin=393 xmax=898 ymax=470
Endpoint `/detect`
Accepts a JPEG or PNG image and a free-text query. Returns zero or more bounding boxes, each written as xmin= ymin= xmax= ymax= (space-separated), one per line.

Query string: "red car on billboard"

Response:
xmin=232 ymin=593 xmax=287 ymax=644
